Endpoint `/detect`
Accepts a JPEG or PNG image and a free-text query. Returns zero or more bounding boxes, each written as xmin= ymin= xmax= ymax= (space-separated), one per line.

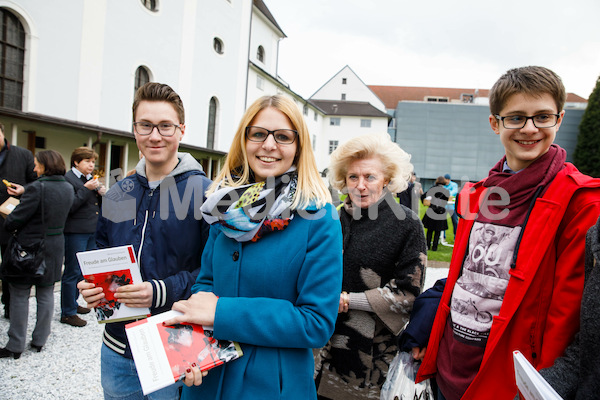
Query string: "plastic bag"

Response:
xmin=381 ymin=351 xmax=434 ymax=400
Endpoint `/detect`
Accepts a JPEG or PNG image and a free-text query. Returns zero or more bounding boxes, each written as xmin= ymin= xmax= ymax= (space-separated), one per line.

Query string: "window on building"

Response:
xmin=35 ymin=136 xmax=46 ymax=149
xmin=213 ymin=37 xmax=224 ymax=54
xmin=341 ymin=93 xmax=346 ymax=100
xmin=303 ymin=104 xmax=308 ymax=115
xmin=140 ymin=0 xmax=158 ymax=12
xmin=207 ymin=97 xmax=218 ymax=149
xmin=425 ymin=96 xmax=449 ymax=102
xmin=0 ymin=9 xmax=25 ymax=110
xmin=330 ymin=117 xmax=340 ymax=126
xmin=342 ymin=78 xmax=347 ymax=84
xmin=257 ymin=45 xmax=265 ymax=63
xmin=314 ymin=111 xmax=317 ymax=121
xmin=312 ymin=135 xmax=316 ymax=151
xmin=461 ymin=93 xmax=474 ymax=103
xmin=256 ymin=76 xmax=264 ymax=90
xmin=134 ymin=66 xmax=150 ymax=94
xmin=328 ymin=140 xmax=339 ymax=155
xmin=360 ymin=119 xmax=371 ymax=128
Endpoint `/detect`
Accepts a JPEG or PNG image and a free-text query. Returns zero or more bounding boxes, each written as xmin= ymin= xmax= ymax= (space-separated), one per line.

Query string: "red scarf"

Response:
xmin=479 ymin=144 xmax=566 ymax=226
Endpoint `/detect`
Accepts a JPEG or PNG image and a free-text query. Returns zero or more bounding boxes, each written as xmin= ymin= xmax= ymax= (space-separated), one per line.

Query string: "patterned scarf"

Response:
xmin=200 ymin=168 xmax=297 ymax=242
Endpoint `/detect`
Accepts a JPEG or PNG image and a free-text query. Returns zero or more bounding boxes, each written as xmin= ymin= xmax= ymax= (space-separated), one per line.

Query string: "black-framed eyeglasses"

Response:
xmin=495 ymin=114 xmax=560 ymax=129
xmin=133 ymin=122 xmax=181 ymax=137
xmin=245 ymin=126 xmax=298 ymax=145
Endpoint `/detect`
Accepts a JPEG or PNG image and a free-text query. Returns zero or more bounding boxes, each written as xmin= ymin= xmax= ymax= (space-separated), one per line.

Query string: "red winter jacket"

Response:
xmin=416 ymin=163 xmax=600 ymax=399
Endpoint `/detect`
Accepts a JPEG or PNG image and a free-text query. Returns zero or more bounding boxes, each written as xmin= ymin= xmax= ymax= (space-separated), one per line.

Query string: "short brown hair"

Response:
xmin=489 ymin=66 xmax=567 ymax=116
xmin=132 ymin=82 xmax=185 ymax=124
xmin=36 ymin=150 xmax=66 ymax=176
xmin=70 ymin=146 xmax=98 ymax=167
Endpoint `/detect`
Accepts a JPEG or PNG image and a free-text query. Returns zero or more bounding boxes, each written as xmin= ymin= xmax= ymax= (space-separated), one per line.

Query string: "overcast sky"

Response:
xmin=265 ymin=0 xmax=600 ymax=100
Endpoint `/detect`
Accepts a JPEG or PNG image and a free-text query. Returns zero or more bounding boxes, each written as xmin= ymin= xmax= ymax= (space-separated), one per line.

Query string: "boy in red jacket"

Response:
xmin=412 ymin=66 xmax=600 ymax=400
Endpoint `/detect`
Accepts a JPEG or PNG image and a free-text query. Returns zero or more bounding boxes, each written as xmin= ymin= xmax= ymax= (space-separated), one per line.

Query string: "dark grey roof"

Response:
xmin=253 ymin=0 xmax=286 ymax=37
xmin=308 ymin=100 xmax=390 ymax=118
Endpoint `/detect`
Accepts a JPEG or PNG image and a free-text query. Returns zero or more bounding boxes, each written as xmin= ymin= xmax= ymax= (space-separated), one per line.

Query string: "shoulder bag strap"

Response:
xmin=40 ymin=180 xmax=46 ymax=241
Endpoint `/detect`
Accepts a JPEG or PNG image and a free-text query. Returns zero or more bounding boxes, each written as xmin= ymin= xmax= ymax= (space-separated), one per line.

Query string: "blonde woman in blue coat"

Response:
xmin=164 ymin=95 xmax=343 ymax=400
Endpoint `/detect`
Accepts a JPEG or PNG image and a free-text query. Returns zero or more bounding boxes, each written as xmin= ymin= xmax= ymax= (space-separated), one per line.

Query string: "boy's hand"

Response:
xmin=412 ymin=346 xmax=427 ymax=361
xmin=114 ymin=282 xmax=153 ymax=308
xmin=77 ymin=280 xmax=105 ymax=308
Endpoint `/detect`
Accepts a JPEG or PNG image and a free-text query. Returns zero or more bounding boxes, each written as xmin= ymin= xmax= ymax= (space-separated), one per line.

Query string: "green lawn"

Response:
xmin=418 ymin=203 xmax=455 ymax=263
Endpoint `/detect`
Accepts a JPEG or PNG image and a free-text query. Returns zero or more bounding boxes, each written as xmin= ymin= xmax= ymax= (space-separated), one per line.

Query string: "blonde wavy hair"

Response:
xmin=328 ymin=133 xmax=413 ymax=194
xmin=208 ymin=95 xmax=331 ymax=209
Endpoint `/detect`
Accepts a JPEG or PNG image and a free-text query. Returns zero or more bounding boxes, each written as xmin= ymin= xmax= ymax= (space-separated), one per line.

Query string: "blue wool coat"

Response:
xmin=181 ymin=203 xmax=343 ymax=400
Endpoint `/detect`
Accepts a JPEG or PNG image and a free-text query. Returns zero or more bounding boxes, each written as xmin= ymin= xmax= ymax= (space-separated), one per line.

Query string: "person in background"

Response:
xmin=60 ymin=147 xmax=105 ymax=327
xmin=163 ymin=94 xmax=343 ymax=400
xmin=538 ymin=216 xmax=600 ymax=399
xmin=0 ymin=122 xmax=37 ymax=319
xmin=443 ymin=173 xmax=458 ymax=238
xmin=421 ymin=176 xmax=450 ymax=251
xmin=411 ymin=172 xmax=424 ymax=214
xmin=78 ymin=82 xmax=212 ymax=400
xmin=410 ymin=66 xmax=600 ymax=400
xmin=396 ymin=175 xmax=414 ymax=209
xmin=0 ymin=150 xmax=73 ymax=359
xmin=314 ymin=133 xmax=427 ymax=400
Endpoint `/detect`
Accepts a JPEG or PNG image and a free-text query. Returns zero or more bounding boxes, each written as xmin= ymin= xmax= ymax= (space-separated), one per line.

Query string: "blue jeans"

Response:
xmin=446 ymin=206 xmax=458 ymax=236
xmin=101 ymin=344 xmax=182 ymax=400
xmin=61 ymin=233 xmax=96 ymax=317
xmin=437 ymin=387 xmax=447 ymax=400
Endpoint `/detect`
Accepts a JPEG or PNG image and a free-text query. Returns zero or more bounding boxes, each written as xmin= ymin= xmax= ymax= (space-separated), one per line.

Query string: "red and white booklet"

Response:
xmin=126 ymin=310 xmax=243 ymax=395
xmin=77 ymin=245 xmax=150 ymax=323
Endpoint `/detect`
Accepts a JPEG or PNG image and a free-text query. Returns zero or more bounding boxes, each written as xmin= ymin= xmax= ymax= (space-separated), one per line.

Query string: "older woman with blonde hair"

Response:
xmin=315 ymin=133 xmax=427 ymax=400
xmin=165 ymin=94 xmax=343 ymax=400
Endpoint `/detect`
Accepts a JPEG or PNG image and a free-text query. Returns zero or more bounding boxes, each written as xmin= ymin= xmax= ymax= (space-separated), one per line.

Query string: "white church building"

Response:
xmin=0 ymin=0 xmax=328 ymax=181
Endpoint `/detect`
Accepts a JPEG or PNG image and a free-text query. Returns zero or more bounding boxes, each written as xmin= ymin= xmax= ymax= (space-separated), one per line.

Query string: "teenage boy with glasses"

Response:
xmin=403 ymin=66 xmax=600 ymax=400
xmin=78 ymin=82 xmax=211 ymax=400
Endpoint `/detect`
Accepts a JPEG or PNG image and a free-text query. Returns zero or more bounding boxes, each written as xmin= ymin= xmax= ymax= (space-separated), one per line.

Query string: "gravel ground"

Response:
xmin=0 ymin=290 xmax=104 ymax=400
xmin=0 ymin=266 xmax=449 ymax=400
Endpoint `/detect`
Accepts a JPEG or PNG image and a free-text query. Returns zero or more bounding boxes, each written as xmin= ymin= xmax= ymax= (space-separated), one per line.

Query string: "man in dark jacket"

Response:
xmin=78 ymin=82 xmax=212 ymax=399
xmin=0 ymin=122 xmax=37 ymax=319
xmin=60 ymin=147 xmax=105 ymax=327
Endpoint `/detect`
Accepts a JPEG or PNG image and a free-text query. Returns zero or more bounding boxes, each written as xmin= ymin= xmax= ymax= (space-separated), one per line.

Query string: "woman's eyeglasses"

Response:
xmin=245 ymin=126 xmax=297 ymax=145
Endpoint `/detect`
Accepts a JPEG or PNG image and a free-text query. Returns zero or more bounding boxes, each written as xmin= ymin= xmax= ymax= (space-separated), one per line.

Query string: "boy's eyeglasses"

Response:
xmin=133 ymin=122 xmax=181 ymax=137
xmin=495 ymin=114 xmax=560 ymax=129
xmin=245 ymin=126 xmax=298 ymax=145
